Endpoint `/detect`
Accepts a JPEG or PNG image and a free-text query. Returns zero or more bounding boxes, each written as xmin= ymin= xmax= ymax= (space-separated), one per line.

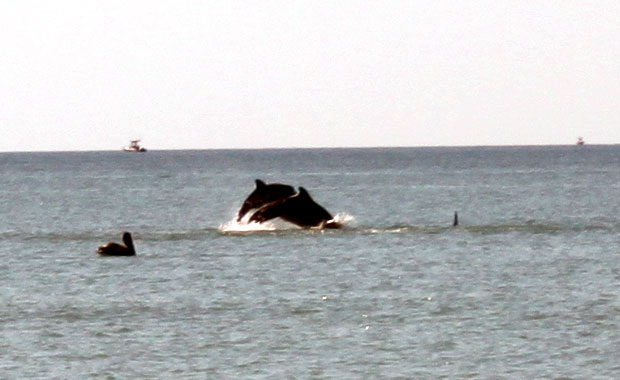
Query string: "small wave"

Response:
xmin=2 ymin=219 xmax=617 ymax=242
xmin=344 ymin=221 xmax=618 ymax=236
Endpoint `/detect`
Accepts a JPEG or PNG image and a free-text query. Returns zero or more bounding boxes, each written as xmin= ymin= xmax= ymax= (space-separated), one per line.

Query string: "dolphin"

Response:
xmin=248 ymin=187 xmax=341 ymax=229
xmin=237 ymin=179 xmax=296 ymax=221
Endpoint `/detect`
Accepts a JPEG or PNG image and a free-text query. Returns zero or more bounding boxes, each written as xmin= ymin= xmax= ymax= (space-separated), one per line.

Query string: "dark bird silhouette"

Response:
xmin=97 ymin=232 xmax=136 ymax=256
xmin=248 ymin=187 xmax=341 ymax=229
xmin=237 ymin=179 xmax=296 ymax=221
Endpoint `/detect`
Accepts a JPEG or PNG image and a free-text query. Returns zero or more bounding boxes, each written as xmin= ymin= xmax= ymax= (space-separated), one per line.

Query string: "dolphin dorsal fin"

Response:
xmin=297 ymin=187 xmax=311 ymax=198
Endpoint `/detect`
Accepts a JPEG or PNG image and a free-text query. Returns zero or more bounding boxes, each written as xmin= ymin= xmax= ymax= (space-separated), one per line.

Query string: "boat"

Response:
xmin=576 ymin=137 xmax=585 ymax=146
xmin=123 ymin=139 xmax=147 ymax=152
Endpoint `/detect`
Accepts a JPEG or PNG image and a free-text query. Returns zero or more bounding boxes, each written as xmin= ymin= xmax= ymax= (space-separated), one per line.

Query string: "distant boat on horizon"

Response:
xmin=576 ymin=137 xmax=585 ymax=146
xmin=123 ymin=139 xmax=147 ymax=152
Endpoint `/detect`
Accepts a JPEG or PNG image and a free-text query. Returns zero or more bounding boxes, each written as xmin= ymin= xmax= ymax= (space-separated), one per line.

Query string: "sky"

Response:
xmin=1 ymin=0 xmax=619 ymax=152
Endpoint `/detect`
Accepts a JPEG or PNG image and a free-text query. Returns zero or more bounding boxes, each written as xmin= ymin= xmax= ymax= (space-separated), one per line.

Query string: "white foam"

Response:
xmin=219 ymin=216 xmax=278 ymax=232
xmin=219 ymin=212 xmax=355 ymax=232
xmin=331 ymin=213 xmax=355 ymax=226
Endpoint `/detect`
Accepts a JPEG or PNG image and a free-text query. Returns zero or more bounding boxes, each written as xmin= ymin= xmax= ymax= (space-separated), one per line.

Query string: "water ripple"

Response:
xmin=1 ymin=221 xmax=618 ymax=242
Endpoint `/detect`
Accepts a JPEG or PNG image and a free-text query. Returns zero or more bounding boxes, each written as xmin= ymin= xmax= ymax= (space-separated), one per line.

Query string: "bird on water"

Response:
xmin=97 ymin=232 xmax=136 ymax=256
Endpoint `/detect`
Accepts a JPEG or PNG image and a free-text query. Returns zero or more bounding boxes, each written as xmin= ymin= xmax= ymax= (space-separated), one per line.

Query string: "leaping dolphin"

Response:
xmin=248 ymin=187 xmax=341 ymax=229
xmin=237 ymin=179 xmax=296 ymax=221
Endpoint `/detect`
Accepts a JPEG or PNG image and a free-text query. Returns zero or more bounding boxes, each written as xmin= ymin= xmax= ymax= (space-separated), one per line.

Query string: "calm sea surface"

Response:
xmin=1 ymin=146 xmax=619 ymax=379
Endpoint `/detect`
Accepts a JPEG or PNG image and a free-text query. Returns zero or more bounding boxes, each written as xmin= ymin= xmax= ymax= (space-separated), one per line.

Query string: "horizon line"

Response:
xmin=1 ymin=142 xmax=616 ymax=154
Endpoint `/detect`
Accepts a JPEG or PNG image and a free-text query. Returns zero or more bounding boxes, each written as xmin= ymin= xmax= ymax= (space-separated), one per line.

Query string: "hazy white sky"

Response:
xmin=1 ymin=0 xmax=619 ymax=151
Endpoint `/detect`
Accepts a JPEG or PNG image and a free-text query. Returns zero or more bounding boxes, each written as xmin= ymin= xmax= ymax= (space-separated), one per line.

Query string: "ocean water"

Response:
xmin=1 ymin=146 xmax=619 ymax=379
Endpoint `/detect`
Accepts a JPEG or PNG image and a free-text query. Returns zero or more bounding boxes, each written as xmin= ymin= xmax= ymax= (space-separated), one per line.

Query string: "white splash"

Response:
xmin=219 ymin=215 xmax=278 ymax=232
xmin=331 ymin=213 xmax=355 ymax=226
xmin=219 ymin=212 xmax=355 ymax=232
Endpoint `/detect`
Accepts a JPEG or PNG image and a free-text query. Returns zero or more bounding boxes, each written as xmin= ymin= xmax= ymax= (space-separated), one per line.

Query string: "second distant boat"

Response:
xmin=123 ymin=139 xmax=147 ymax=152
